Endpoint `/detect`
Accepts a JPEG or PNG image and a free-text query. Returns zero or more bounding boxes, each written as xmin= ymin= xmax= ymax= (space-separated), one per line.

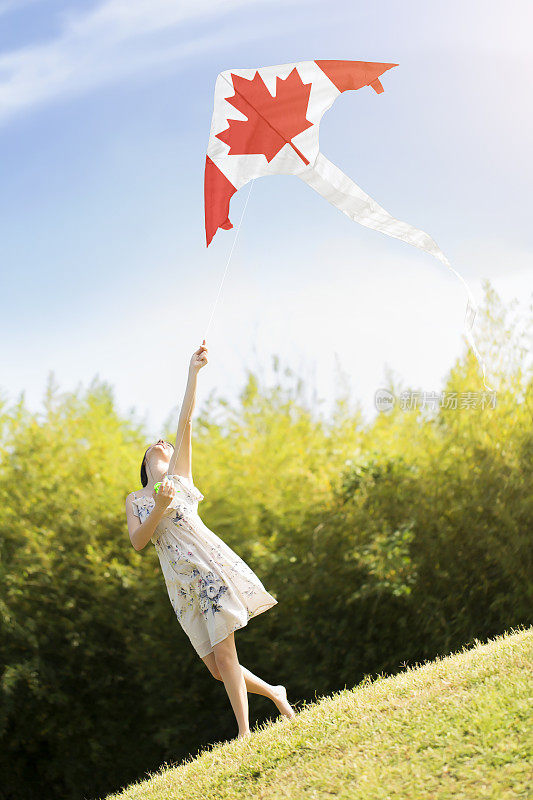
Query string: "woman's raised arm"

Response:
xmin=167 ymin=342 xmax=208 ymax=478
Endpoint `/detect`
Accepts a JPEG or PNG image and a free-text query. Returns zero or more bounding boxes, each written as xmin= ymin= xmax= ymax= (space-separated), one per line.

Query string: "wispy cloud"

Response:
xmin=0 ymin=0 xmax=41 ymax=15
xmin=0 ymin=0 xmax=302 ymax=125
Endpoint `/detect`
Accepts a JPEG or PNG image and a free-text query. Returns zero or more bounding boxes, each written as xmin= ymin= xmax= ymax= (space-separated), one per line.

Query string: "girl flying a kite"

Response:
xmin=125 ymin=342 xmax=295 ymax=740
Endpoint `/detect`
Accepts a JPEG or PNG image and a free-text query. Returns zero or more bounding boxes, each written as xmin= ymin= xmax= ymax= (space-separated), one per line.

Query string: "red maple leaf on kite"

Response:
xmin=216 ymin=68 xmax=313 ymax=165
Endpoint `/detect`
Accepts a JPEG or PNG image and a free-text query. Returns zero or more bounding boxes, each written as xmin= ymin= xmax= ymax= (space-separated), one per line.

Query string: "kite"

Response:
xmin=203 ymin=59 xmax=492 ymax=390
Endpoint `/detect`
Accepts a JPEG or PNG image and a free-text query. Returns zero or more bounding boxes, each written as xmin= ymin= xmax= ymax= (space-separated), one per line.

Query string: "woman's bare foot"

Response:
xmin=237 ymin=729 xmax=251 ymax=740
xmin=272 ymin=685 xmax=296 ymax=719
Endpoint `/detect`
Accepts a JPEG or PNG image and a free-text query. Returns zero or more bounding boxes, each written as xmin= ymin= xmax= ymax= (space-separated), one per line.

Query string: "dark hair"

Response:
xmin=140 ymin=447 xmax=150 ymax=487
xmin=140 ymin=441 xmax=174 ymax=487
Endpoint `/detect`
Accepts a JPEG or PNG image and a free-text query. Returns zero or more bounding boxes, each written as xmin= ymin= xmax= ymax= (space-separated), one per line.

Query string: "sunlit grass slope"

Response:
xmin=106 ymin=627 xmax=532 ymax=800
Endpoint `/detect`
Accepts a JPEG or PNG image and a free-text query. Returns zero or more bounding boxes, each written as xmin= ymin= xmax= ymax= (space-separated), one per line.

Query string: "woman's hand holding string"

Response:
xmin=153 ymin=480 xmax=176 ymax=512
xmin=189 ymin=340 xmax=208 ymax=373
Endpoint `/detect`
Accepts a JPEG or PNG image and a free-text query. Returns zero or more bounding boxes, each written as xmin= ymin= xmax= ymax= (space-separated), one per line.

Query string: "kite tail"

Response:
xmin=438 ymin=257 xmax=494 ymax=393
xmin=297 ymin=152 xmax=494 ymax=392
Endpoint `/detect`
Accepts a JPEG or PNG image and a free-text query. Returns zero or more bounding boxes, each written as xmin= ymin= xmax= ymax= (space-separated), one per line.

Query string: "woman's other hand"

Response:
xmin=190 ymin=340 xmax=208 ymax=372
xmin=153 ymin=479 xmax=176 ymax=511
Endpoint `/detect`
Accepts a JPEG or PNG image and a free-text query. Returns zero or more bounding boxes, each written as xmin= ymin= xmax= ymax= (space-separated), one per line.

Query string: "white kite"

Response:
xmin=204 ymin=59 xmax=492 ymax=390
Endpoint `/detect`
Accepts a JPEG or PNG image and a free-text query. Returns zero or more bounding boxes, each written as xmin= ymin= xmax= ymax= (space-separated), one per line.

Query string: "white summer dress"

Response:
xmin=131 ymin=474 xmax=278 ymax=658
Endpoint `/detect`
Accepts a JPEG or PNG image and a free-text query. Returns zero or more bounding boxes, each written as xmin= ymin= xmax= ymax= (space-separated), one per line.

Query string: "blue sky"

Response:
xmin=1 ymin=0 xmax=531 ymax=437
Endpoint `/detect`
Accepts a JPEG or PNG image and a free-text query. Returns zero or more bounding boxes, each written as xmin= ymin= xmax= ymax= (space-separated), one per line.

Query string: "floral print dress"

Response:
xmin=131 ymin=474 xmax=278 ymax=658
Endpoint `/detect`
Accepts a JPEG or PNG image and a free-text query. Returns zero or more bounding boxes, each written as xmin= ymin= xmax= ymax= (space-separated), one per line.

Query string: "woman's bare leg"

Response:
xmin=212 ymin=633 xmax=250 ymax=738
xmin=202 ymin=650 xmax=295 ymax=720
xmin=241 ymin=666 xmax=295 ymax=718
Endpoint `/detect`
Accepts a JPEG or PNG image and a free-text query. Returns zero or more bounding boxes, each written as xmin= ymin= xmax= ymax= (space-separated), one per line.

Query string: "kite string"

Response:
xmin=203 ymin=177 xmax=255 ymax=342
xmin=169 ymin=178 xmax=256 ymax=468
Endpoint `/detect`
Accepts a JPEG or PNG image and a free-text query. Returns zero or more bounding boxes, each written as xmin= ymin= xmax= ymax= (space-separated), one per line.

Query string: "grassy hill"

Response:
xmin=105 ymin=627 xmax=532 ymax=800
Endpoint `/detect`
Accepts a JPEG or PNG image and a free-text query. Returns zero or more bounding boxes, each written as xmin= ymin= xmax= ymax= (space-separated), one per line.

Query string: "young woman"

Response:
xmin=125 ymin=342 xmax=295 ymax=740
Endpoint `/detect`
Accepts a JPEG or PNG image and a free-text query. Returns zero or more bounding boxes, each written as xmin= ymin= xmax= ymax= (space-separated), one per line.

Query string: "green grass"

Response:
xmin=106 ymin=627 xmax=533 ymax=800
